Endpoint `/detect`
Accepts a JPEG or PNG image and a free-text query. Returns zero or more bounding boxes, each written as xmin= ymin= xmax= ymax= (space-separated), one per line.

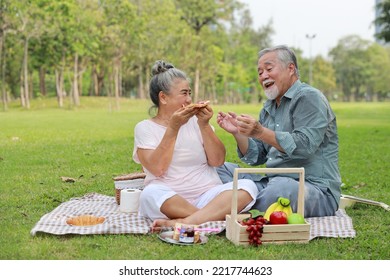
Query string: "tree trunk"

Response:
xmin=194 ymin=67 xmax=200 ymax=103
xmin=72 ymin=53 xmax=80 ymax=106
xmin=144 ymin=66 xmax=150 ymax=99
xmin=119 ymin=59 xmax=122 ymax=97
xmin=211 ymin=82 xmax=217 ymax=103
xmin=1 ymin=35 xmax=8 ymax=111
xmin=113 ymin=57 xmax=120 ymax=110
xmin=78 ymin=70 xmax=83 ymax=97
xmin=22 ymin=38 xmax=30 ymax=109
xmin=55 ymin=69 xmax=63 ymax=108
xmin=39 ymin=66 xmax=46 ymax=96
xmin=138 ymin=64 xmax=144 ymax=99
xmin=97 ymin=69 xmax=105 ymax=96
xmin=373 ymin=92 xmax=378 ymax=102
xmin=350 ymin=92 xmax=355 ymax=102
xmin=92 ymin=65 xmax=99 ymax=96
xmin=55 ymin=51 xmax=66 ymax=107
xmin=107 ymin=70 xmax=113 ymax=112
xmin=20 ymin=73 xmax=25 ymax=107
xmin=91 ymin=64 xmax=105 ymax=96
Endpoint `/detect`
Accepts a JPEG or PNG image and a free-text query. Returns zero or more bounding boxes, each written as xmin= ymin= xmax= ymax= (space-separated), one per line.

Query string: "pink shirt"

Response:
xmin=133 ymin=116 xmax=223 ymax=203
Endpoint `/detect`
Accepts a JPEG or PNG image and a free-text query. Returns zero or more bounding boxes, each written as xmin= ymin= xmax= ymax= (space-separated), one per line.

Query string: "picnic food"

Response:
xmin=183 ymin=101 xmax=210 ymax=109
xmin=240 ymin=215 xmax=268 ymax=246
xmin=287 ymin=213 xmax=306 ymax=224
xmin=66 ymin=215 xmax=105 ymax=226
xmin=269 ymin=211 xmax=288 ymax=224
xmin=263 ymin=197 xmax=293 ymax=220
xmin=173 ymin=223 xmax=201 ymax=243
xmin=113 ymin=172 xmax=146 ymax=181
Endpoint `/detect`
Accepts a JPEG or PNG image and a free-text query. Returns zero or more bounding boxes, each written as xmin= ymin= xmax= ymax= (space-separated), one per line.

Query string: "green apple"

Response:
xmin=287 ymin=213 xmax=305 ymax=224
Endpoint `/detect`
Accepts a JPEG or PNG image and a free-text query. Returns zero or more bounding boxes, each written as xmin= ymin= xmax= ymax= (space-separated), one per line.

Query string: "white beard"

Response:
xmin=264 ymin=86 xmax=279 ymax=100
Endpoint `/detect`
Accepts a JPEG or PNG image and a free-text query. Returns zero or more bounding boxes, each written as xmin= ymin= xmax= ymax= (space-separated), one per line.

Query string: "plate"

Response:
xmin=158 ymin=231 xmax=208 ymax=245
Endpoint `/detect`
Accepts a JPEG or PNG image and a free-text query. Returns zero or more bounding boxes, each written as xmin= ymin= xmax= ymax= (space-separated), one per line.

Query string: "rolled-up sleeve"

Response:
xmin=287 ymin=91 xmax=329 ymax=158
xmin=275 ymin=131 xmax=296 ymax=157
xmin=238 ymin=138 xmax=268 ymax=166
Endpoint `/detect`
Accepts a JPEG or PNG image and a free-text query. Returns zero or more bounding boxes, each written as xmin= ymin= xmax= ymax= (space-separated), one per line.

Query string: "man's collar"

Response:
xmin=284 ymin=80 xmax=301 ymax=99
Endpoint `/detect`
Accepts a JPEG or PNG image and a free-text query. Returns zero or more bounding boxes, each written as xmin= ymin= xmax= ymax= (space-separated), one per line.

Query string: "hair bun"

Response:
xmin=151 ymin=60 xmax=175 ymax=75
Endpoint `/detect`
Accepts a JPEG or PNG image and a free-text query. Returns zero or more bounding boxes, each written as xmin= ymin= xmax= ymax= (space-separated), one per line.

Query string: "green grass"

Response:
xmin=1 ymin=97 xmax=389 ymax=260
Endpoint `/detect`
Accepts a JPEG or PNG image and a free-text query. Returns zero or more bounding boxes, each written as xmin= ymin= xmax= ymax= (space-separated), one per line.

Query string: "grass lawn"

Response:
xmin=0 ymin=97 xmax=389 ymax=260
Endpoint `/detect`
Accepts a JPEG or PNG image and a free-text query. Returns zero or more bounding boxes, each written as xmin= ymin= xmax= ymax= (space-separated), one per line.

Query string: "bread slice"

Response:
xmin=184 ymin=101 xmax=210 ymax=109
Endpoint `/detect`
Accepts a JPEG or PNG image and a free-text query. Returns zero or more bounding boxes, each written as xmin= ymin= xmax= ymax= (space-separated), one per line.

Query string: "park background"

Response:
xmin=0 ymin=0 xmax=389 ymax=261
xmin=1 ymin=0 xmax=390 ymax=110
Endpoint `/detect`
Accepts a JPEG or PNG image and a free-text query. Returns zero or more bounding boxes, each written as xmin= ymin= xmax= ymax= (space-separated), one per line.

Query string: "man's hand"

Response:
xmin=236 ymin=114 xmax=264 ymax=138
xmin=217 ymin=111 xmax=239 ymax=134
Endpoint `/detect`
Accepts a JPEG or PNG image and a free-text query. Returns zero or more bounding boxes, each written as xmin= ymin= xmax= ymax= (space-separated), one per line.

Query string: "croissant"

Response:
xmin=113 ymin=172 xmax=146 ymax=181
xmin=66 ymin=215 xmax=105 ymax=226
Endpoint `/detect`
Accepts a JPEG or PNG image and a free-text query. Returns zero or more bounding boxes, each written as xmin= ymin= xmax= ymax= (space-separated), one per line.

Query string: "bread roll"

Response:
xmin=66 ymin=215 xmax=105 ymax=226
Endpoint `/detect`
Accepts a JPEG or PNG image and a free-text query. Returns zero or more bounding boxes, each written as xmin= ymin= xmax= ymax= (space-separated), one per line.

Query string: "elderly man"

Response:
xmin=217 ymin=45 xmax=341 ymax=217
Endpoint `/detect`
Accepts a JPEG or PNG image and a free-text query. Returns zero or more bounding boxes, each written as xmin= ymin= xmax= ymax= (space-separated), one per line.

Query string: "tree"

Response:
xmin=12 ymin=0 xmax=47 ymax=109
xmin=329 ymin=35 xmax=371 ymax=101
xmin=365 ymin=43 xmax=390 ymax=100
xmin=312 ymin=56 xmax=337 ymax=100
xmin=101 ymin=0 xmax=139 ymax=109
xmin=42 ymin=0 xmax=77 ymax=108
xmin=374 ymin=0 xmax=390 ymax=43
xmin=127 ymin=0 xmax=183 ymax=101
xmin=174 ymin=0 xmax=238 ymax=102
xmin=0 ymin=0 xmax=277 ymax=108
xmin=0 ymin=0 xmax=18 ymax=111
xmin=220 ymin=9 xmax=273 ymax=103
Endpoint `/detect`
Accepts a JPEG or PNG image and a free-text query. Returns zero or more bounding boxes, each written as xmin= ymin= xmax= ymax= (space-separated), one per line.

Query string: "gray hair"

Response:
xmin=258 ymin=45 xmax=300 ymax=78
xmin=149 ymin=60 xmax=189 ymax=109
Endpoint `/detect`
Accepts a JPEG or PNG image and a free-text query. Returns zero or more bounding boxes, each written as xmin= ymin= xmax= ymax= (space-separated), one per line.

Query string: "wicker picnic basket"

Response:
xmin=113 ymin=172 xmax=146 ymax=205
xmin=226 ymin=167 xmax=311 ymax=245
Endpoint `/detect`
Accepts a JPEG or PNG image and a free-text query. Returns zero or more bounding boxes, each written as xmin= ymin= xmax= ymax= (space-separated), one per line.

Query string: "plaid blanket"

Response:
xmin=30 ymin=192 xmax=356 ymax=240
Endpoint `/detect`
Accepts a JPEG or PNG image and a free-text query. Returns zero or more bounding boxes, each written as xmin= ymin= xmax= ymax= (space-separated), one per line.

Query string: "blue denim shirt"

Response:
xmin=238 ymin=80 xmax=341 ymax=201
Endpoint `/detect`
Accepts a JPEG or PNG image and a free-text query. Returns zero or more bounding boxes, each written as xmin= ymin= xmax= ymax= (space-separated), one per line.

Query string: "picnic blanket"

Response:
xmin=30 ymin=192 xmax=356 ymax=240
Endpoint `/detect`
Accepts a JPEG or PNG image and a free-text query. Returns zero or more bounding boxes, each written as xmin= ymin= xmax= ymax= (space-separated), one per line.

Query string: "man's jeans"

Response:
xmin=217 ymin=162 xmax=338 ymax=217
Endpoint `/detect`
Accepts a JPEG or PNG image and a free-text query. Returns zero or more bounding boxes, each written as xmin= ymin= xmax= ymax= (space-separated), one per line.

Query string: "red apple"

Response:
xmin=269 ymin=211 xmax=288 ymax=224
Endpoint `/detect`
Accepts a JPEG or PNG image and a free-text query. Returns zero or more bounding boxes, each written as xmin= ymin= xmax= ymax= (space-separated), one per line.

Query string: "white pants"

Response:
xmin=139 ymin=179 xmax=258 ymax=221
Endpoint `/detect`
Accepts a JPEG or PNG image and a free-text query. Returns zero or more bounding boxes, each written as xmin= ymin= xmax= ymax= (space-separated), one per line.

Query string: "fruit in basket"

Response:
xmin=263 ymin=197 xmax=293 ymax=220
xmin=269 ymin=211 xmax=288 ymax=224
xmin=240 ymin=210 xmax=268 ymax=246
xmin=241 ymin=215 xmax=268 ymax=246
xmin=287 ymin=213 xmax=305 ymax=224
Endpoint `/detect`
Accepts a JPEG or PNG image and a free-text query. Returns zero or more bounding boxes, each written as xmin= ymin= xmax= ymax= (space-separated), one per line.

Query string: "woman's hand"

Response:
xmin=169 ymin=106 xmax=198 ymax=130
xmin=196 ymin=104 xmax=213 ymax=127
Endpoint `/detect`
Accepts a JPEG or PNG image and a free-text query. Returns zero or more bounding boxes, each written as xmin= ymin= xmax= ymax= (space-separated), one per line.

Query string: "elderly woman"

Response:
xmin=133 ymin=60 xmax=258 ymax=229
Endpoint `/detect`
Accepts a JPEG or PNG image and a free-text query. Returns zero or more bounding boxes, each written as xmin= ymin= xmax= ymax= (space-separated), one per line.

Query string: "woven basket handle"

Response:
xmin=231 ymin=167 xmax=305 ymax=221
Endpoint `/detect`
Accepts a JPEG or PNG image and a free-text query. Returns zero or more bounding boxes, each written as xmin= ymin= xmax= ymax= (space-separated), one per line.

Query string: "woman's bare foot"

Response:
xmin=151 ymin=218 xmax=184 ymax=232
